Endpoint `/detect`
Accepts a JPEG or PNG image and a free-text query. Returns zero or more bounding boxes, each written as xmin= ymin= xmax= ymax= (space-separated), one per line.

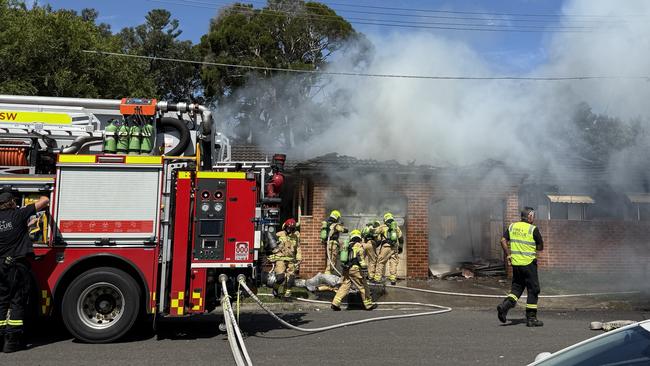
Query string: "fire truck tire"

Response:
xmin=61 ymin=267 xmax=140 ymax=343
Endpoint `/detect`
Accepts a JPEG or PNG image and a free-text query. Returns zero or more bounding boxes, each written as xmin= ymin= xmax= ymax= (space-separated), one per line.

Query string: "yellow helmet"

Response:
xmin=349 ymin=229 xmax=362 ymax=241
xmin=383 ymin=212 xmax=394 ymax=222
xmin=330 ymin=210 xmax=341 ymax=220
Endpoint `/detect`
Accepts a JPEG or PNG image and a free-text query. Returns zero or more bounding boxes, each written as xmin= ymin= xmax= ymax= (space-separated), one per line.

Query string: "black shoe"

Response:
xmin=365 ymin=303 xmax=378 ymax=311
xmin=390 ymin=281 xmax=396 ymax=286
xmin=3 ymin=333 xmax=23 ymax=353
xmin=527 ymin=318 xmax=544 ymax=327
xmin=496 ymin=304 xmax=507 ymax=323
xmin=331 ymin=304 xmax=341 ymax=311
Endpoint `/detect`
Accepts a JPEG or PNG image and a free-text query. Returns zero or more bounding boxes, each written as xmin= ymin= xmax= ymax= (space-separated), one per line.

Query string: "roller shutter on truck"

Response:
xmin=52 ymin=157 xmax=163 ymax=245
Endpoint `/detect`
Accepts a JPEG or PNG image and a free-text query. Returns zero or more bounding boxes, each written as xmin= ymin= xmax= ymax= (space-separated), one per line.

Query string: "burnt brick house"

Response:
xmin=231 ymin=145 xmax=650 ymax=280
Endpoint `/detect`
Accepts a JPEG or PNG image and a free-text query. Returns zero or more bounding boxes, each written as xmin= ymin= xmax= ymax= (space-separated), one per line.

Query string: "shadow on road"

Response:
xmin=238 ymin=312 xmax=312 ymax=337
xmin=500 ymin=318 xmax=528 ymax=326
xmin=26 ymin=316 xmax=161 ymax=348
xmin=24 ymin=318 xmax=73 ymax=350
xmin=155 ymin=312 xmax=318 ymax=340
xmin=24 ymin=309 xmax=324 ymax=346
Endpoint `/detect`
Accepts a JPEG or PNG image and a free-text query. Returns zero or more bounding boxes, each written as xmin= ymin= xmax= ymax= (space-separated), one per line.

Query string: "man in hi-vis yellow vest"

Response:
xmin=497 ymin=207 xmax=544 ymax=327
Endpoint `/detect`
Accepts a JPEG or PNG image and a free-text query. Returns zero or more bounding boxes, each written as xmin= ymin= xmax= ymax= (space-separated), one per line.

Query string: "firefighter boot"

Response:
xmin=331 ymin=304 xmax=341 ymax=311
xmin=496 ymin=298 xmax=516 ymax=323
xmin=526 ymin=310 xmax=544 ymax=327
xmin=271 ymin=286 xmax=280 ymax=298
xmin=3 ymin=332 xmax=23 ymax=353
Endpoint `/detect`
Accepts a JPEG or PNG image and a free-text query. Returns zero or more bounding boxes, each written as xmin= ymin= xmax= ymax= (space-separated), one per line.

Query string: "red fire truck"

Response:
xmin=0 ymin=95 xmax=285 ymax=343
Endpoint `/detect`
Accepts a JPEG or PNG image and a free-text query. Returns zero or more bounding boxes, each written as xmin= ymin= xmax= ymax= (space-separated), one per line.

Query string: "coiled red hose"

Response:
xmin=0 ymin=147 xmax=28 ymax=166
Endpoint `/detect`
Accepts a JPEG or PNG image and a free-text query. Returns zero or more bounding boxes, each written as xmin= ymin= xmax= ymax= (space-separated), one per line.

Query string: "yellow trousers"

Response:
xmin=362 ymin=242 xmax=378 ymax=279
xmin=332 ymin=266 xmax=374 ymax=309
xmin=273 ymin=260 xmax=296 ymax=296
xmin=374 ymin=244 xmax=399 ymax=282
xmin=324 ymin=240 xmax=339 ymax=275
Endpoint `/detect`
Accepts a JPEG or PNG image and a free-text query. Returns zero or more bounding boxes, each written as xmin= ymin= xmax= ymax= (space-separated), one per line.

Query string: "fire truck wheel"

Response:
xmin=61 ymin=267 xmax=140 ymax=343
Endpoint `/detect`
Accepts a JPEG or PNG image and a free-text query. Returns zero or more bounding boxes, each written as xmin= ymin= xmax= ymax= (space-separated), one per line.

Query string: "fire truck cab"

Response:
xmin=0 ymin=95 xmax=284 ymax=343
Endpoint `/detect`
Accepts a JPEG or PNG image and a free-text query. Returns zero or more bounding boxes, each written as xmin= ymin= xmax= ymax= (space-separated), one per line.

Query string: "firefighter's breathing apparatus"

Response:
xmin=319 ymin=221 xmax=328 ymax=241
xmin=339 ymin=238 xmax=350 ymax=265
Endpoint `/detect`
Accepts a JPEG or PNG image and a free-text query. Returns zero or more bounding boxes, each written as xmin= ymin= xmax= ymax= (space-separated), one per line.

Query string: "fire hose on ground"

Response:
xmin=387 ymin=284 xmax=640 ymax=299
xmin=235 ymin=275 xmax=452 ymax=333
xmin=220 ymin=275 xmax=253 ymax=366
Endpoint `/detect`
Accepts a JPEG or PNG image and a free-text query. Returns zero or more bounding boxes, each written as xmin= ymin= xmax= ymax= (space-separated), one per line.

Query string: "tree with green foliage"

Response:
xmin=200 ymin=0 xmax=365 ymax=147
xmin=569 ymin=102 xmax=643 ymax=162
xmin=0 ymin=0 xmax=155 ymax=98
xmin=119 ymin=9 xmax=202 ymax=101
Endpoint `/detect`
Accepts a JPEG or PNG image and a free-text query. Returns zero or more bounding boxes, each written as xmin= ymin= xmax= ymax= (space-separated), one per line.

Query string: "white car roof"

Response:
xmin=528 ymin=319 xmax=650 ymax=365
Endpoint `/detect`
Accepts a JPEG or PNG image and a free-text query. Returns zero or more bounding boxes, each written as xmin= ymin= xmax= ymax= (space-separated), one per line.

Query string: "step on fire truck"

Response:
xmin=0 ymin=95 xmax=285 ymax=343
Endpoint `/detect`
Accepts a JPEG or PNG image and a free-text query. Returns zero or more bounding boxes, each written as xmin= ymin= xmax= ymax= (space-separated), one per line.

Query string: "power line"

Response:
xmin=151 ymin=0 xmax=593 ymax=33
xmin=170 ymin=0 xmax=650 ymax=22
xmin=314 ymin=1 xmax=649 ymax=19
xmin=82 ymin=50 xmax=650 ymax=81
xmin=172 ymin=0 xmax=595 ymax=29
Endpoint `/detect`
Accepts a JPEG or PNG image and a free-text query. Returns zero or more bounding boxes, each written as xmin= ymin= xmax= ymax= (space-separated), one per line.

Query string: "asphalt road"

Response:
xmin=4 ymin=305 xmax=648 ymax=366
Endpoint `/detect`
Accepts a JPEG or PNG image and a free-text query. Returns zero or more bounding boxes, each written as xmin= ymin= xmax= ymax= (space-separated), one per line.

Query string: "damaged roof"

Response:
xmin=292 ymin=152 xmax=436 ymax=174
xmin=229 ymin=144 xmax=276 ymax=162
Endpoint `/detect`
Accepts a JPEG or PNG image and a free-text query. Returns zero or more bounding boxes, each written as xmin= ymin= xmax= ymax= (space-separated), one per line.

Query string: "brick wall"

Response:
xmin=504 ymin=188 xmax=520 ymax=277
xmin=403 ymin=182 xmax=432 ymax=278
xmin=504 ymin=187 xmax=520 ymax=227
xmin=298 ymin=179 xmax=329 ymax=277
xmin=535 ymin=220 xmax=650 ymax=273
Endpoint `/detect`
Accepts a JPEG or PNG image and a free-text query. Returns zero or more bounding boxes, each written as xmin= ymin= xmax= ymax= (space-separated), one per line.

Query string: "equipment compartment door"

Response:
xmin=53 ymin=166 xmax=162 ymax=244
xmin=224 ymin=179 xmax=256 ymax=262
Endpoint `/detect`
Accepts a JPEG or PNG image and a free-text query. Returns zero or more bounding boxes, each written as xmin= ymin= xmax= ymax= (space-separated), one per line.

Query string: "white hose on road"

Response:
xmin=220 ymin=276 xmax=253 ymax=366
xmin=388 ymin=284 xmax=640 ymax=299
xmin=221 ymin=291 xmax=246 ymax=366
xmin=238 ymin=277 xmax=451 ymax=333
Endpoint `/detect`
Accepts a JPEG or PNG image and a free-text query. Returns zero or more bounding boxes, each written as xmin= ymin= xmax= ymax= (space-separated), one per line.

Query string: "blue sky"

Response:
xmin=41 ymin=0 xmax=568 ymax=73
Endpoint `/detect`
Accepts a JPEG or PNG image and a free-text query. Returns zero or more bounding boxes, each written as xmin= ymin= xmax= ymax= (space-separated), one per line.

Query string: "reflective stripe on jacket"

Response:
xmin=350 ymin=242 xmax=367 ymax=269
xmin=271 ymin=231 xmax=301 ymax=262
xmin=508 ymin=221 xmax=537 ymax=266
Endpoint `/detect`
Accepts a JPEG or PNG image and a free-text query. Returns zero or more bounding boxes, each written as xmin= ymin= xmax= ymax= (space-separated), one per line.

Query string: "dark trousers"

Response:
xmin=510 ymin=261 xmax=540 ymax=307
xmin=0 ymin=259 xmax=30 ymax=335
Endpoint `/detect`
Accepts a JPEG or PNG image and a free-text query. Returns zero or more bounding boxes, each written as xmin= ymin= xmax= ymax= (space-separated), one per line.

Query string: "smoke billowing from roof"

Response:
xmin=284 ymin=0 xmax=650 ymax=179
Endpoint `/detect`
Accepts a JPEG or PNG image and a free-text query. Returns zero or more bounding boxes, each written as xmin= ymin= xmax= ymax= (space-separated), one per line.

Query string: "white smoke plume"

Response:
xmin=277 ymin=0 xmax=650 ymax=175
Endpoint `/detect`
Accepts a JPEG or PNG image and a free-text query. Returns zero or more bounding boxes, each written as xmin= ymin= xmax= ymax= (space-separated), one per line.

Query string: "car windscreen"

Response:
xmin=536 ymin=325 xmax=650 ymax=366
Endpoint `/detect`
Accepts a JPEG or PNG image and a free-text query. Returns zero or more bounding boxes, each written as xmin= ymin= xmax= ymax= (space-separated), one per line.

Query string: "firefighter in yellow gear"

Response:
xmin=361 ymin=220 xmax=381 ymax=280
xmin=373 ymin=212 xmax=403 ymax=285
xmin=269 ymin=218 xmax=301 ymax=298
xmin=320 ymin=210 xmax=348 ymax=275
xmin=497 ymin=207 xmax=544 ymax=327
xmin=331 ymin=230 xmax=377 ymax=311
